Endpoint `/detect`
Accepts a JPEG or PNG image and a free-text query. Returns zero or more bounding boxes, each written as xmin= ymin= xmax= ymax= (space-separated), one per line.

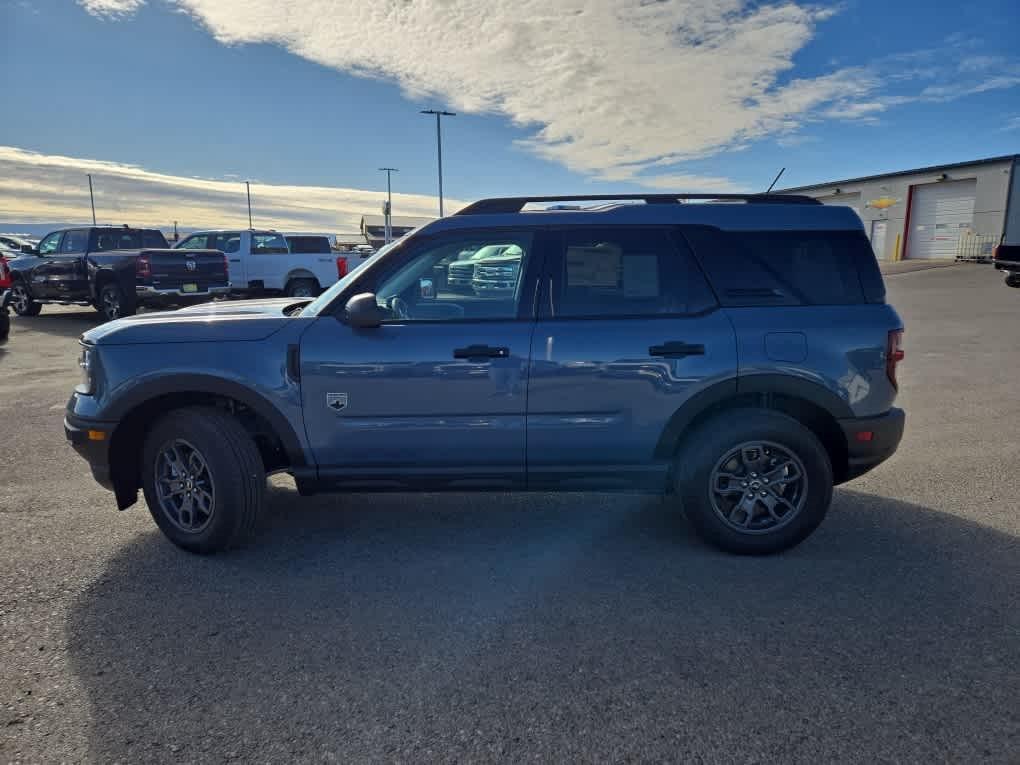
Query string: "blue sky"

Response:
xmin=2 ymin=0 xmax=1018 ymax=231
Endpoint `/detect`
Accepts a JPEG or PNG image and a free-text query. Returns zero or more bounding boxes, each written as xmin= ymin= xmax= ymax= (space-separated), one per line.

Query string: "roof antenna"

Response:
xmin=765 ymin=167 xmax=786 ymax=194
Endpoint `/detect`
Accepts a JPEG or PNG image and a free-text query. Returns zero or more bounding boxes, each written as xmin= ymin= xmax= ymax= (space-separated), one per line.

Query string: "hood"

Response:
xmin=83 ymin=298 xmax=309 ymax=345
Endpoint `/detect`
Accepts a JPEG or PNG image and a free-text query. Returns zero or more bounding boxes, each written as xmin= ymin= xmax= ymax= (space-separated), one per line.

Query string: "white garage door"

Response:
xmin=906 ymin=179 xmax=976 ymax=259
xmin=816 ymin=192 xmax=861 ymax=219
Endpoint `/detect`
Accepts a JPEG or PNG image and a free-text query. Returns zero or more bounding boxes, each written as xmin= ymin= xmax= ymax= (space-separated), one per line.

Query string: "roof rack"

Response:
xmin=455 ymin=193 xmax=821 ymax=215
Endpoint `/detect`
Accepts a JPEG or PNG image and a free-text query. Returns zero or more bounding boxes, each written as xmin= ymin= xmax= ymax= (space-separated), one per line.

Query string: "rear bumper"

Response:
xmin=64 ymin=413 xmax=116 ymax=490
xmin=136 ymin=284 xmax=231 ymax=299
xmin=994 ymin=260 xmax=1020 ymax=272
xmin=838 ymin=407 xmax=905 ymax=482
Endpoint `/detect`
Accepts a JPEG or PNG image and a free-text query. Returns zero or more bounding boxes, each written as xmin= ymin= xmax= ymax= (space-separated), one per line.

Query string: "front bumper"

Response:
xmin=838 ymin=407 xmax=905 ymax=482
xmin=64 ymin=413 xmax=117 ymax=490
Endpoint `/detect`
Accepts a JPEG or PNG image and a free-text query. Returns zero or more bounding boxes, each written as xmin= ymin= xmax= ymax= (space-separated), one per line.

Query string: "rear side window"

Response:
xmin=542 ymin=227 xmax=716 ymax=318
xmin=90 ymin=229 xmax=168 ymax=251
xmin=286 ymin=236 xmax=331 ymax=254
xmin=251 ymin=233 xmax=289 ymax=254
xmin=681 ymin=227 xmax=870 ymax=306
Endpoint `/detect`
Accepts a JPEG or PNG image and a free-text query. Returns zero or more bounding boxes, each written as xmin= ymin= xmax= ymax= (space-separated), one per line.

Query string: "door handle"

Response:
xmin=649 ymin=341 xmax=705 ymax=358
xmin=453 ymin=344 xmax=510 ymax=360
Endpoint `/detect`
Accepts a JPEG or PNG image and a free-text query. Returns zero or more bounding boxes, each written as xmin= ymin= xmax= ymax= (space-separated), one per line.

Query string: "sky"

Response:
xmin=2 ymin=0 xmax=1019 ymax=233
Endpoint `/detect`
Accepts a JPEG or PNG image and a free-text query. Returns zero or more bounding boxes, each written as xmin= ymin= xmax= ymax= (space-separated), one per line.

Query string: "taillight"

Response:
xmin=135 ymin=254 xmax=151 ymax=279
xmin=886 ymin=329 xmax=905 ymax=389
xmin=0 ymin=257 xmax=9 ymax=285
xmin=336 ymin=256 xmax=348 ymax=279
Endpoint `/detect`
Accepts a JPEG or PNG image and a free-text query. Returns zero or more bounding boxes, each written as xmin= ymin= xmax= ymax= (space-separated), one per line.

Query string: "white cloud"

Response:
xmin=1001 ymin=116 xmax=1020 ymax=132
xmin=69 ymin=1 xmax=1020 ymax=188
xmin=77 ymin=0 xmax=145 ymax=17
xmin=0 ymin=146 xmax=455 ymax=231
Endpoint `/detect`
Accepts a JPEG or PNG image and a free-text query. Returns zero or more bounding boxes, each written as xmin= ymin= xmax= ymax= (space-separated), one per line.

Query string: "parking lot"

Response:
xmin=1 ymin=264 xmax=1017 ymax=762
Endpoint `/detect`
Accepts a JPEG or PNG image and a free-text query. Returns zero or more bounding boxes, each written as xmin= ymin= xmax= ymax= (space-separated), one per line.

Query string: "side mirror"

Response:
xmin=22 ymin=244 xmax=36 ymax=254
xmin=344 ymin=292 xmax=383 ymax=329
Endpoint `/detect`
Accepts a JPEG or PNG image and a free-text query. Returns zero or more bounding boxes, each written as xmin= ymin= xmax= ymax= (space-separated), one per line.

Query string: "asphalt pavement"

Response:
xmin=1 ymin=265 xmax=1018 ymax=763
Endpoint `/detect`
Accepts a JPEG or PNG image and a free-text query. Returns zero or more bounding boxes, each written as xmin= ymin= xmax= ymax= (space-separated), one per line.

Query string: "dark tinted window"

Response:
xmin=60 ymin=229 xmax=88 ymax=254
xmin=544 ymin=227 xmax=715 ymax=318
xmin=682 ymin=227 xmax=868 ymax=306
xmin=286 ymin=236 xmax=331 ymax=254
xmin=90 ymin=229 xmax=169 ymax=251
xmin=211 ymin=233 xmax=241 ymax=254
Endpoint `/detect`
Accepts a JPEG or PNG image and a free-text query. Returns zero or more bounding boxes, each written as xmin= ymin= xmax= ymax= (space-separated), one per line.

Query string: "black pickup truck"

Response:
xmin=7 ymin=226 xmax=230 ymax=321
xmin=993 ymin=243 xmax=1020 ymax=288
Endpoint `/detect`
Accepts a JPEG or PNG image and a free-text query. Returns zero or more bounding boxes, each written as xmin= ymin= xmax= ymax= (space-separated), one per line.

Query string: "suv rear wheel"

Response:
xmin=10 ymin=280 xmax=42 ymax=316
xmin=141 ymin=407 xmax=265 ymax=553
xmin=673 ymin=409 xmax=833 ymax=555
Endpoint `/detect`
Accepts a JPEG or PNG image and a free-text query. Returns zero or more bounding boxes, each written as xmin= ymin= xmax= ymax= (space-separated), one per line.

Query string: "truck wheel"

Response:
xmin=141 ymin=407 xmax=265 ymax=554
xmin=285 ymin=278 xmax=319 ymax=298
xmin=673 ymin=409 xmax=833 ymax=555
xmin=10 ymin=281 xmax=42 ymax=316
xmin=97 ymin=283 xmax=135 ymax=321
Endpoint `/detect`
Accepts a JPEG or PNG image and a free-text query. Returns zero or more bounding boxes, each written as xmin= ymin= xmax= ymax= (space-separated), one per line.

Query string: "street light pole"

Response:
xmin=379 ymin=167 xmax=399 ymax=244
xmin=87 ymin=174 xmax=97 ymax=225
xmin=420 ymin=109 xmax=455 ymax=217
xmin=245 ymin=181 xmax=253 ymax=228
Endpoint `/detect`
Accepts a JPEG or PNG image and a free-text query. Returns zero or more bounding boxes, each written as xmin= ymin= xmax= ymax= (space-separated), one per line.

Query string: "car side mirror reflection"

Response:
xmin=345 ymin=292 xmax=384 ymax=329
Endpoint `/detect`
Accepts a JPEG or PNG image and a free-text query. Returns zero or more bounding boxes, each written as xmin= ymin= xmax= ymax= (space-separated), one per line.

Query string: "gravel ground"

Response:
xmin=1 ymin=265 xmax=1018 ymax=763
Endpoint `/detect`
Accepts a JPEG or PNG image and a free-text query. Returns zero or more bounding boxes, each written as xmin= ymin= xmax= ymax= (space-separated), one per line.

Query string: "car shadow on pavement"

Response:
xmin=10 ymin=310 xmax=101 ymax=340
xmin=65 ymin=488 xmax=1019 ymax=762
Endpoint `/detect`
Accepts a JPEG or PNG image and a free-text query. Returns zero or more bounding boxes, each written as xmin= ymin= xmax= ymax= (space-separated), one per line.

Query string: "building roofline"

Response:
xmin=778 ymin=154 xmax=1019 ymax=193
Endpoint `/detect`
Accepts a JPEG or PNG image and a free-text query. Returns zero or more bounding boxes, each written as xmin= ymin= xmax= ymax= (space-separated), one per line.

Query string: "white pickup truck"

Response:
xmin=174 ymin=230 xmax=345 ymax=297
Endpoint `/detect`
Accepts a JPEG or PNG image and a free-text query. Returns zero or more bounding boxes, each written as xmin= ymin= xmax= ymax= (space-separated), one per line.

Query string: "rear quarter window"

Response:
xmin=681 ymin=227 xmax=871 ymax=306
xmin=286 ymin=236 xmax=331 ymax=254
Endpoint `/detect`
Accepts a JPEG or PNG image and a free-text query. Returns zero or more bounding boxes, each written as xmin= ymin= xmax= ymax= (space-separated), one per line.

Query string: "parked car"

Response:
xmin=0 ymin=289 xmax=9 ymax=344
xmin=993 ymin=243 xmax=1020 ymax=287
xmin=64 ymin=192 xmax=905 ymax=556
xmin=7 ymin=226 xmax=229 ymax=321
xmin=176 ymin=229 xmax=344 ymax=297
xmin=0 ymin=234 xmax=37 ymax=252
xmin=0 ymin=247 xmax=15 ymax=290
xmin=470 ymin=244 xmax=524 ymax=295
xmin=446 ymin=244 xmax=516 ymax=291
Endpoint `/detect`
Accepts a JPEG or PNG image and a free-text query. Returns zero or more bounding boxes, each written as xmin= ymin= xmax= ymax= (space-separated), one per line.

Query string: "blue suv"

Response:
xmin=64 ymin=194 xmax=905 ymax=555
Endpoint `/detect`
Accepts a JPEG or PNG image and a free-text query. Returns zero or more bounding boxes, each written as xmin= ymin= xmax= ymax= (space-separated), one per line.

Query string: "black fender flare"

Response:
xmin=105 ymin=373 xmax=308 ymax=467
xmin=653 ymin=374 xmax=853 ymax=458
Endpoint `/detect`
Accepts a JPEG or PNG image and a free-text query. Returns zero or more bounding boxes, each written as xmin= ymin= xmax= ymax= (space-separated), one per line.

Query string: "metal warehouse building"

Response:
xmin=780 ymin=154 xmax=1020 ymax=261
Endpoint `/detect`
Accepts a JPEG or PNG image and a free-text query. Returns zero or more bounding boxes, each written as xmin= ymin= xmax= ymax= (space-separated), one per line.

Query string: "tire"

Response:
xmin=97 ymin=282 xmax=135 ymax=322
xmin=141 ymin=406 xmax=265 ymax=554
xmin=9 ymin=280 xmax=42 ymax=317
xmin=673 ymin=408 xmax=833 ymax=555
xmin=1005 ymin=274 xmax=1020 ymax=288
xmin=284 ymin=278 xmax=319 ymax=298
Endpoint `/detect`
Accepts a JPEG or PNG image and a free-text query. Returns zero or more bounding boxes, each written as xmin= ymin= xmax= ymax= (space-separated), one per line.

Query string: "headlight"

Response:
xmin=78 ymin=344 xmax=95 ymax=394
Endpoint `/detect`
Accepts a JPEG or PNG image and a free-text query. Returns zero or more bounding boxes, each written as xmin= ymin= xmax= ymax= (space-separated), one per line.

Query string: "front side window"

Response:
xmin=371 ymin=232 xmax=533 ymax=321
xmin=177 ymin=234 xmax=210 ymax=250
xmin=37 ymin=232 xmax=62 ymax=255
xmin=250 ymin=233 xmax=289 ymax=254
xmin=60 ymin=230 xmax=88 ymax=254
xmin=544 ymin=227 xmax=714 ymax=318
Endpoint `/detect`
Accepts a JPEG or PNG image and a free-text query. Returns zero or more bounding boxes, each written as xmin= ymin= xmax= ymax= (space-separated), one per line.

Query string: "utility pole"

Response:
xmin=245 ymin=181 xmax=253 ymax=228
xmin=379 ymin=167 xmax=398 ymax=244
xmin=87 ymin=174 xmax=97 ymax=225
xmin=420 ymin=109 xmax=455 ymax=216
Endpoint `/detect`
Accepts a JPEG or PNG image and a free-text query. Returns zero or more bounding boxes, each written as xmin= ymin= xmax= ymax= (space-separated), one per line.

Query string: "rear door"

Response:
xmin=299 ymin=228 xmax=543 ymax=488
xmin=244 ymin=232 xmax=290 ymax=289
xmin=526 ymin=226 xmax=736 ymax=490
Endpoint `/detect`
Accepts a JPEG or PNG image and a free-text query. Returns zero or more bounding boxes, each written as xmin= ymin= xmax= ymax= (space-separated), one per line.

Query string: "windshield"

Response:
xmin=300 ymin=237 xmax=405 ymax=317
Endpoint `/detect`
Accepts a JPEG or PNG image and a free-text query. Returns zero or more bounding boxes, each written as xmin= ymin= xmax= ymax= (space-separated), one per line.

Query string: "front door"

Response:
xmin=31 ymin=231 xmax=81 ymax=299
xmin=299 ymin=229 xmax=542 ymax=489
xmin=244 ymin=231 xmax=290 ymax=289
xmin=526 ymin=226 xmax=737 ymax=490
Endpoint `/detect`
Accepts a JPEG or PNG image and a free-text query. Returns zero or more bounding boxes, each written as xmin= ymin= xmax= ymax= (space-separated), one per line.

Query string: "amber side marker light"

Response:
xmin=87 ymin=430 xmax=106 ymax=442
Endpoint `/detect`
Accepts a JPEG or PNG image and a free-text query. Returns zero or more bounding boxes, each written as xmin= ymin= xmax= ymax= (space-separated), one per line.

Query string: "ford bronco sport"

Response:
xmin=64 ymin=194 xmax=905 ymax=555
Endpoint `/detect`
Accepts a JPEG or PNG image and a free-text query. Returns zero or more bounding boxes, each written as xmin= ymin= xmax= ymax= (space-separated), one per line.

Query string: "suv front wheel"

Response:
xmin=673 ymin=409 xmax=833 ymax=555
xmin=141 ymin=407 xmax=265 ymax=553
